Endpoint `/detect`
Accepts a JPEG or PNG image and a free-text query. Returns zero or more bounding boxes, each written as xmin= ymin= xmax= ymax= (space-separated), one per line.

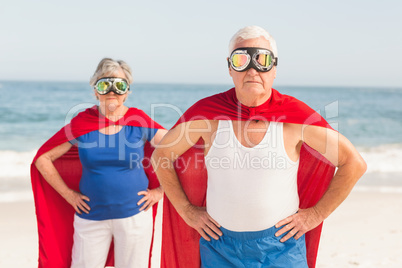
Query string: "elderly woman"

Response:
xmin=33 ymin=58 xmax=167 ymax=267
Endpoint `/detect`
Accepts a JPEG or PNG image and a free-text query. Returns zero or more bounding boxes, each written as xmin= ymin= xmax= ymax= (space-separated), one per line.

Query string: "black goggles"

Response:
xmin=228 ymin=47 xmax=278 ymax=72
xmin=94 ymin=77 xmax=130 ymax=95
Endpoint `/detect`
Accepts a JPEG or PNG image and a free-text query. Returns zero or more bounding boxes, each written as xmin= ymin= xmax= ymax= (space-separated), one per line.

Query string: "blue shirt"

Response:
xmin=71 ymin=125 xmax=158 ymax=220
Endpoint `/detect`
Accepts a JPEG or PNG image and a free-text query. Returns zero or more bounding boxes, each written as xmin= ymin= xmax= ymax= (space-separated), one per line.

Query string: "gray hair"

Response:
xmin=89 ymin=58 xmax=133 ymax=86
xmin=228 ymin=26 xmax=278 ymax=57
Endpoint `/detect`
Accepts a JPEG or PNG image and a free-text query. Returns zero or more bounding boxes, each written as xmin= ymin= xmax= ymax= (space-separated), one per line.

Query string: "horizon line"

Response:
xmin=0 ymin=79 xmax=401 ymax=90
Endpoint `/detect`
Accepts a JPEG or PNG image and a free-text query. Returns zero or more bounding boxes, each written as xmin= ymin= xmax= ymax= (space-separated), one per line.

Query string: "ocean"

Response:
xmin=1 ymin=81 xmax=402 ymax=202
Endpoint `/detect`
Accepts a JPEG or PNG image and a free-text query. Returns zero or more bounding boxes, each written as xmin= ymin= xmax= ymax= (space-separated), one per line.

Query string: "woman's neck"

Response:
xmin=98 ymin=103 xmax=128 ymax=121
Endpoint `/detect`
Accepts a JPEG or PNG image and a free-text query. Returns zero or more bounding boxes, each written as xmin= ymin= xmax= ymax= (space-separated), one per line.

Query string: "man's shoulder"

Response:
xmin=177 ymin=119 xmax=219 ymax=128
xmin=283 ymin=122 xmax=303 ymax=131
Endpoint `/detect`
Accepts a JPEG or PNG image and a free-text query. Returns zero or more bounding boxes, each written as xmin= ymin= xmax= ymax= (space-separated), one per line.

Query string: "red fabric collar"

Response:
xmin=173 ymin=88 xmax=332 ymax=129
xmin=33 ymin=105 xmax=163 ymax=163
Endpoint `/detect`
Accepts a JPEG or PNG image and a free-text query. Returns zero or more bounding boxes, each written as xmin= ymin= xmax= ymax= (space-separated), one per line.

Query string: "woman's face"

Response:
xmin=94 ymin=67 xmax=129 ymax=111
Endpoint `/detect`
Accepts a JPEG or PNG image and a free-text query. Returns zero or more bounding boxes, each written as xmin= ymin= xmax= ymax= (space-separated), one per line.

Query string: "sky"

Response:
xmin=1 ymin=0 xmax=401 ymax=87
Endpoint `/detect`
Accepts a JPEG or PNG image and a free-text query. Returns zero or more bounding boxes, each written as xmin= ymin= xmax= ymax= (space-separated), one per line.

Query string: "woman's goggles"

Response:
xmin=94 ymin=77 xmax=130 ymax=95
xmin=228 ymin=47 xmax=278 ymax=72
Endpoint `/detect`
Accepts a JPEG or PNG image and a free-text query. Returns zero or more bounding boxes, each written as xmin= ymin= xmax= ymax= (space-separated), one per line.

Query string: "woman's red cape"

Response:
xmin=161 ymin=88 xmax=335 ymax=268
xmin=30 ymin=106 xmax=164 ymax=268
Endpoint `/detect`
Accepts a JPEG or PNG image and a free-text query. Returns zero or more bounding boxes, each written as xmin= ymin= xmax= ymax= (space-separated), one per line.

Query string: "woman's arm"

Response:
xmin=34 ymin=141 xmax=91 ymax=214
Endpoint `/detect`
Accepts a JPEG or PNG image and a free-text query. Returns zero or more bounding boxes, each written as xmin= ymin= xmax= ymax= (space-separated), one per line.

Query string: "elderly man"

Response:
xmin=152 ymin=26 xmax=366 ymax=268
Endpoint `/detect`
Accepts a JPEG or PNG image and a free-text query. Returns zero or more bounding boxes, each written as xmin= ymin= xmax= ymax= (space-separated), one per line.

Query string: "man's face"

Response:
xmin=228 ymin=37 xmax=277 ymax=99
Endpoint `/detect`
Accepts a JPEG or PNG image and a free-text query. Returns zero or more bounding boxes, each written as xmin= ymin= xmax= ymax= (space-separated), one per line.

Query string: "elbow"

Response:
xmin=34 ymin=153 xmax=53 ymax=172
xmin=353 ymin=154 xmax=367 ymax=180
xmin=358 ymin=156 xmax=367 ymax=177
xmin=34 ymin=155 xmax=45 ymax=169
xmin=339 ymin=151 xmax=367 ymax=184
xmin=34 ymin=155 xmax=49 ymax=175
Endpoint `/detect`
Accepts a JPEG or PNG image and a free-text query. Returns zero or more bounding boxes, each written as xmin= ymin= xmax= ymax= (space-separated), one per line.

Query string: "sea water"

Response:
xmin=1 ymin=81 xmax=401 ymax=202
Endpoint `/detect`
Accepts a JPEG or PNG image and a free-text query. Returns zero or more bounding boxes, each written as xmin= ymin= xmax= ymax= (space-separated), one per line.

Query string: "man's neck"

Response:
xmin=236 ymin=90 xmax=272 ymax=107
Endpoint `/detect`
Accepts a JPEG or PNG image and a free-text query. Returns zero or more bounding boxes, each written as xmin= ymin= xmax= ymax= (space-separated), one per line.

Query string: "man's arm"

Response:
xmin=137 ymin=128 xmax=169 ymax=212
xmin=151 ymin=120 xmax=222 ymax=241
xmin=276 ymin=125 xmax=367 ymax=242
xmin=149 ymin=128 xmax=168 ymax=147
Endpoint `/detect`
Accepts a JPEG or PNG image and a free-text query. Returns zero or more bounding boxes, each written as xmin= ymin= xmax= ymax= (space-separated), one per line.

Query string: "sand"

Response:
xmin=316 ymin=190 xmax=402 ymax=267
xmin=0 ymin=200 xmax=38 ymax=266
xmin=0 ymin=189 xmax=401 ymax=268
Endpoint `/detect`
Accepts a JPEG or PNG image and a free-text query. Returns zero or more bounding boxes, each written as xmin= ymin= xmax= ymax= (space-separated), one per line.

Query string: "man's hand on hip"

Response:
xmin=274 ymin=207 xmax=324 ymax=242
xmin=181 ymin=204 xmax=223 ymax=241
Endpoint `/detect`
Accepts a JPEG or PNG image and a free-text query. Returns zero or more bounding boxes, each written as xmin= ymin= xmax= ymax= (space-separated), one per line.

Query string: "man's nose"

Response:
xmin=246 ymin=67 xmax=259 ymax=75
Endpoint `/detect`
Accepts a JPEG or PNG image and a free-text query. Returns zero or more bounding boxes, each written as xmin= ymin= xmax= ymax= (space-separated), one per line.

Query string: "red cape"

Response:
xmin=31 ymin=106 xmax=164 ymax=268
xmin=161 ymin=88 xmax=335 ymax=268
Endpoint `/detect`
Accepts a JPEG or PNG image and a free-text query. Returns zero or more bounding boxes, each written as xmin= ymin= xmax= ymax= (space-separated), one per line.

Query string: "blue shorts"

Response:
xmin=200 ymin=225 xmax=308 ymax=268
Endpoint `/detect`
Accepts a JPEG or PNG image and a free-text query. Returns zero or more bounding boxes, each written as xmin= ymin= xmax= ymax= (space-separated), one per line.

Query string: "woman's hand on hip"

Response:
xmin=137 ymin=186 xmax=164 ymax=212
xmin=64 ymin=189 xmax=91 ymax=214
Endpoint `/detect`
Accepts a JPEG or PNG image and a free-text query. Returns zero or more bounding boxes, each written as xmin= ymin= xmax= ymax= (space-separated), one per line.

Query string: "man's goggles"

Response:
xmin=228 ymin=47 xmax=278 ymax=72
xmin=94 ymin=77 xmax=130 ymax=95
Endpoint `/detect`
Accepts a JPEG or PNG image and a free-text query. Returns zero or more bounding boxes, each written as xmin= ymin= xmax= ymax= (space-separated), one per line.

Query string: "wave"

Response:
xmin=1 ymin=145 xmax=401 ymax=203
xmin=0 ymin=191 xmax=33 ymax=203
xmin=0 ymin=150 xmax=36 ymax=203
xmin=357 ymin=143 xmax=402 ymax=173
xmin=1 ymin=143 xmax=401 ymax=174
xmin=354 ymin=185 xmax=402 ymax=194
xmin=0 ymin=145 xmax=401 ymax=179
xmin=0 ymin=150 xmax=37 ymax=178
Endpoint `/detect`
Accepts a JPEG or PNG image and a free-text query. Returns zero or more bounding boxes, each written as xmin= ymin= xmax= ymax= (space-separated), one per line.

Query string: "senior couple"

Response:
xmin=32 ymin=26 xmax=366 ymax=268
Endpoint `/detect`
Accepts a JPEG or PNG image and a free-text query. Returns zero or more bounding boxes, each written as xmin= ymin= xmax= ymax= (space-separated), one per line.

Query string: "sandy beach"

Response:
xmin=316 ymin=190 xmax=402 ymax=267
xmin=1 ymin=189 xmax=401 ymax=268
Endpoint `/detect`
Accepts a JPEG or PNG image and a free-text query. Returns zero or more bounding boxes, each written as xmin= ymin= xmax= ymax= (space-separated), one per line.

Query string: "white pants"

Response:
xmin=71 ymin=210 xmax=153 ymax=268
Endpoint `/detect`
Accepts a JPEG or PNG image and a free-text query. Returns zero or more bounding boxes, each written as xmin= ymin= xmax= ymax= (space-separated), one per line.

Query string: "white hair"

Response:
xmin=89 ymin=58 xmax=133 ymax=86
xmin=228 ymin=26 xmax=278 ymax=57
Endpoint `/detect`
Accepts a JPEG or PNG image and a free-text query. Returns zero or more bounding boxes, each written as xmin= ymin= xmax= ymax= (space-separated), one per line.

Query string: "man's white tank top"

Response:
xmin=205 ymin=120 xmax=299 ymax=232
